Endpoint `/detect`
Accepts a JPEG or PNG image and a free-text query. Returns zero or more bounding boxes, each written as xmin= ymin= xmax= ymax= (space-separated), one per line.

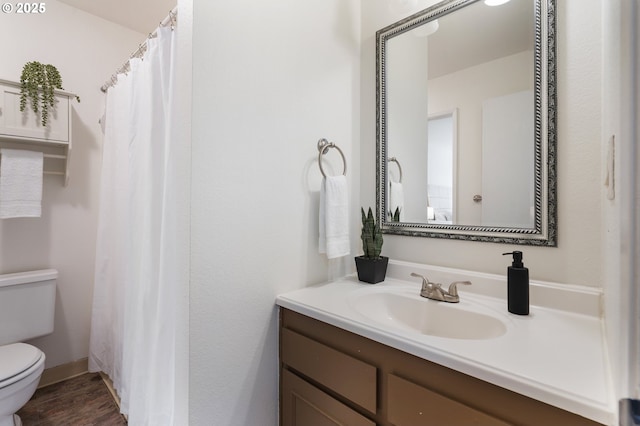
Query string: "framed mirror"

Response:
xmin=376 ymin=0 xmax=556 ymax=246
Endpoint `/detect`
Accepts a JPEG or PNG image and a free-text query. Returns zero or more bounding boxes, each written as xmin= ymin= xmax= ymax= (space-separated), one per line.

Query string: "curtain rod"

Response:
xmin=100 ymin=7 xmax=178 ymax=93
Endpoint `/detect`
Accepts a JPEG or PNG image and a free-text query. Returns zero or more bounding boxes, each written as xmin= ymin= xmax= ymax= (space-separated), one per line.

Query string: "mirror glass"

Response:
xmin=376 ymin=0 xmax=556 ymax=245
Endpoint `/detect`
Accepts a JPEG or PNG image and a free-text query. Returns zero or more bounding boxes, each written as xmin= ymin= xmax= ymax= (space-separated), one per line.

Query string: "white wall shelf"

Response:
xmin=0 ymin=78 xmax=75 ymax=186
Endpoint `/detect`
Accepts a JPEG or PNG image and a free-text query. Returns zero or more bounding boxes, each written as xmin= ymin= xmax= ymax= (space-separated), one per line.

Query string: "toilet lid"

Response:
xmin=0 ymin=343 xmax=43 ymax=382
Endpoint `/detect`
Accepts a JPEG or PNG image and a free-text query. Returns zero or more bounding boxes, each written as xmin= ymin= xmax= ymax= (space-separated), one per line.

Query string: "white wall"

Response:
xmin=189 ymin=1 xmax=361 ymax=424
xmin=361 ymin=0 xmax=604 ymax=287
xmin=602 ymin=0 xmax=623 ymax=401
xmin=174 ymin=1 xmax=193 ymax=422
xmin=386 ymin=32 xmax=429 ymax=222
xmin=0 ymin=1 xmax=144 ymax=368
xmin=602 ymin=0 xmax=639 ymax=403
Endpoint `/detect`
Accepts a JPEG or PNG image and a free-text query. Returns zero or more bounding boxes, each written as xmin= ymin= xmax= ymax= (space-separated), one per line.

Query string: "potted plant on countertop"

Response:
xmin=19 ymin=61 xmax=80 ymax=127
xmin=355 ymin=207 xmax=389 ymax=284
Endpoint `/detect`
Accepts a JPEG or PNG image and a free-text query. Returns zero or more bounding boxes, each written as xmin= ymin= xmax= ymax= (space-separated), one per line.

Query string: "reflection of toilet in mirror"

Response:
xmin=0 ymin=270 xmax=57 ymax=426
xmin=427 ymin=184 xmax=453 ymax=223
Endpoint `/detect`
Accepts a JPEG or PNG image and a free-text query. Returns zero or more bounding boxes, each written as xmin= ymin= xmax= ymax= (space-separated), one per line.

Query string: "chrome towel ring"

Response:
xmin=317 ymin=138 xmax=347 ymax=178
xmin=388 ymin=157 xmax=403 ymax=183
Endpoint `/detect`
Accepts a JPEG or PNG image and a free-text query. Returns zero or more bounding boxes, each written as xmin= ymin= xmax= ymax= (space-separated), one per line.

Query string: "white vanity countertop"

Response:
xmin=276 ymin=274 xmax=616 ymax=425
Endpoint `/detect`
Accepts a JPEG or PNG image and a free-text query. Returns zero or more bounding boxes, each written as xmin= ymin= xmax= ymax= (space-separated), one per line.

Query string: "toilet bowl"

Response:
xmin=0 ymin=343 xmax=46 ymax=426
xmin=0 ymin=270 xmax=57 ymax=426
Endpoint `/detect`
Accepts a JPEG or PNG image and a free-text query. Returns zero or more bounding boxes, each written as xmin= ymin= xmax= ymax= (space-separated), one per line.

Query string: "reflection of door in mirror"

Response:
xmin=427 ymin=111 xmax=457 ymax=225
xmin=481 ymin=90 xmax=534 ymax=228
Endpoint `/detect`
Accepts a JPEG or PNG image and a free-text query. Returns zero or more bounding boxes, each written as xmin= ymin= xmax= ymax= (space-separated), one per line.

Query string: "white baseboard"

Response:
xmin=38 ymin=358 xmax=88 ymax=388
xmin=98 ymin=371 xmax=122 ymax=410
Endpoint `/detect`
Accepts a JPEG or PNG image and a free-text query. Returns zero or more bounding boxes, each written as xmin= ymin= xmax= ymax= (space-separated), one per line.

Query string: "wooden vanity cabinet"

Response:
xmin=279 ymin=308 xmax=602 ymax=426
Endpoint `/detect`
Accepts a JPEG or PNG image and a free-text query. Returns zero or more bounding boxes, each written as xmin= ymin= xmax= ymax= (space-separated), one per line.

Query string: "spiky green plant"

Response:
xmin=361 ymin=207 xmax=383 ymax=259
xmin=20 ymin=61 xmax=64 ymax=127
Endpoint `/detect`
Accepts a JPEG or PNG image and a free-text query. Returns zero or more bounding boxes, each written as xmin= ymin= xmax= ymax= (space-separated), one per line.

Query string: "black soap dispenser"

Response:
xmin=502 ymin=251 xmax=529 ymax=315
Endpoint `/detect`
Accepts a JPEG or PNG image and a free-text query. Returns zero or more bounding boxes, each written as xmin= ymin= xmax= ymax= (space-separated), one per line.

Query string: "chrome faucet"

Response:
xmin=410 ymin=273 xmax=471 ymax=303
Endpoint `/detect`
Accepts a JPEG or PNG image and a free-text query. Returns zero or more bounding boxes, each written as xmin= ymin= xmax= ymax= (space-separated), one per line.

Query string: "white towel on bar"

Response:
xmin=0 ymin=149 xmax=44 ymax=218
xmin=319 ymin=175 xmax=350 ymax=259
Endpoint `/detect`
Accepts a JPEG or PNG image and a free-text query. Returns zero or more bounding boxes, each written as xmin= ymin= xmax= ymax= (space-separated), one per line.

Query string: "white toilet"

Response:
xmin=0 ymin=270 xmax=57 ymax=426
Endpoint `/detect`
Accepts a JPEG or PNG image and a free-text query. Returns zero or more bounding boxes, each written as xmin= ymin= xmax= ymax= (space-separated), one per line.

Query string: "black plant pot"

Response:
xmin=354 ymin=256 xmax=389 ymax=284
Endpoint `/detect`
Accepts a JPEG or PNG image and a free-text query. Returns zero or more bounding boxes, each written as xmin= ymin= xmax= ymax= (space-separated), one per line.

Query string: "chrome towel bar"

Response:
xmin=0 ymin=152 xmax=66 ymax=177
xmin=388 ymin=157 xmax=402 ymax=183
xmin=317 ymin=138 xmax=346 ymax=178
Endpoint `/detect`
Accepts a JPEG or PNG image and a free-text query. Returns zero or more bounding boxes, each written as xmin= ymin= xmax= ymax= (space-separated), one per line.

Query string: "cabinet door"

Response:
xmin=281 ymin=369 xmax=375 ymax=426
xmin=387 ymin=374 xmax=512 ymax=426
xmin=0 ymin=83 xmax=69 ymax=143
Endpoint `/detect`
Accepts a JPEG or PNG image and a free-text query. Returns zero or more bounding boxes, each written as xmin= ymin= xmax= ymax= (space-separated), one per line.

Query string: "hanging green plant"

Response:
xmin=19 ymin=61 xmax=77 ymax=127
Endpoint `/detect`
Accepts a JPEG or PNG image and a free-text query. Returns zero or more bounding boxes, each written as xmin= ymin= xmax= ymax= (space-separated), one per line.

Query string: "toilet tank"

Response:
xmin=0 ymin=269 xmax=57 ymax=346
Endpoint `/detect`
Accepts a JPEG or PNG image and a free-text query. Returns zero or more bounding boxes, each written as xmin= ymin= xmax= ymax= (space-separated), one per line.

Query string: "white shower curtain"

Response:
xmin=89 ymin=26 xmax=187 ymax=425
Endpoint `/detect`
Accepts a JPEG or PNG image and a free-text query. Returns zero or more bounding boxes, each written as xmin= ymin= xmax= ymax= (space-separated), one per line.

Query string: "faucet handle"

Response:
xmin=412 ymin=273 xmax=446 ymax=299
xmin=447 ymin=281 xmax=472 ymax=297
xmin=410 ymin=272 xmax=429 ymax=291
xmin=411 ymin=272 xmax=439 ymax=291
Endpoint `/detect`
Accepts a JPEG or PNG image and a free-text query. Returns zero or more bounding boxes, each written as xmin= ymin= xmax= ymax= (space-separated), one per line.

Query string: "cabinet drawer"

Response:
xmin=281 ymin=369 xmax=375 ymax=426
xmin=387 ymin=373 xmax=511 ymax=426
xmin=281 ymin=328 xmax=377 ymax=413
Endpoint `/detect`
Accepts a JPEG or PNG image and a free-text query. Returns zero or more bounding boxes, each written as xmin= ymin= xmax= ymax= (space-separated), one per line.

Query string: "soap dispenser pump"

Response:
xmin=502 ymin=251 xmax=529 ymax=315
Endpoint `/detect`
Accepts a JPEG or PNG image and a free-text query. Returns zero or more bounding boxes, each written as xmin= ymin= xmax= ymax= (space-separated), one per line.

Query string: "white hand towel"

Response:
xmin=389 ymin=181 xmax=404 ymax=221
xmin=319 ymin=175 xmax=350 ymax=259
xmin=0 ymin=149 xmax=44 ymax=218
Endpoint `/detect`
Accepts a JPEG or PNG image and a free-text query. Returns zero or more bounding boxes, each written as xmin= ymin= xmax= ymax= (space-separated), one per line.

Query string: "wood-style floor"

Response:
xmin=16 ymin=373 xmax=126 ymax=425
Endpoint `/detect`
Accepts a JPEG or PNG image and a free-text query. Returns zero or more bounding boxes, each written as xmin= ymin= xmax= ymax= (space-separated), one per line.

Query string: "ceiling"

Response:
xmin=427 ymin=0 xmax=533 ymax=78
xmin=57 ymin=0 xmax=529 ymax=79
xmin=387 ymin=0 xmax=533 ymax=78
xmin=57 ymin=0 xmax=176 ymax=34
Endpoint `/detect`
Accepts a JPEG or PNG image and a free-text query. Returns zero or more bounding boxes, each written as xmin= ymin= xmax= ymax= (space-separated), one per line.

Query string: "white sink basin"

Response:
xmin=349 ymin=289 xmax=507 ymax=340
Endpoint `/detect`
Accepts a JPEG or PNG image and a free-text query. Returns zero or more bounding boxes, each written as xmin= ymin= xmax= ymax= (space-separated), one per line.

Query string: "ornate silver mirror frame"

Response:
xmin=376 ymin=0 xmax=556 ymax=246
